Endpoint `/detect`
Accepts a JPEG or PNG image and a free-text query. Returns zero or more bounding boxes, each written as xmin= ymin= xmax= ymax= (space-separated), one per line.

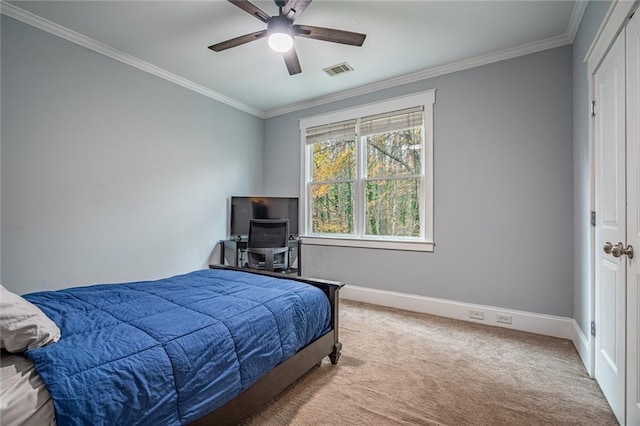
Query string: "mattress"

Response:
xmin=20 ymin=269 xmax=331 ymax=425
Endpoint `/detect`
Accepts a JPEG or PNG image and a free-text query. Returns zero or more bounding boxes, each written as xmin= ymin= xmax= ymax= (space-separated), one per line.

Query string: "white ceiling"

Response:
xmin=4 ymin=1 xmax=582 ymax=117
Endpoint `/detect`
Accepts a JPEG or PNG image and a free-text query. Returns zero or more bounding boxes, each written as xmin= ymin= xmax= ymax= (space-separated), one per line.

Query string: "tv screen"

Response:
xmin=230 ymin=196 xmax=299 ymax=237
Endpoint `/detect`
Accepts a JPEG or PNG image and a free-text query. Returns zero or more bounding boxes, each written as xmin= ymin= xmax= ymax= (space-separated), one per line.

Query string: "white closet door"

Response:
xmin=594 ymin=29 xmax=627 ymax=425
xmin=626 ymin=9 xmax=640 ymax=426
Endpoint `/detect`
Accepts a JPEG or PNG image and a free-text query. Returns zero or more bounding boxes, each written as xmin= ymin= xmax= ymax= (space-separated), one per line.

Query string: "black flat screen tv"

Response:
xmin=229 ymin=196 xmax=299 ymax=237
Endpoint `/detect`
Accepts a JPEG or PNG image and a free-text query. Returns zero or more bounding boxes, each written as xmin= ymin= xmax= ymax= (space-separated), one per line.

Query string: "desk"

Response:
xmin=218 ymin=237 xmax=301 ymax=276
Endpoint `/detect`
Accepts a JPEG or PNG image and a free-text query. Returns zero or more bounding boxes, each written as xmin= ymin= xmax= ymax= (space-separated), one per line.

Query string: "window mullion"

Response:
xmin=365 ymin=174 xmax=422 ymax=182
xmin=311 ymin=178 xmax=356 ymax=185
xmin=420 ymin=114 xmax=427 ymax=239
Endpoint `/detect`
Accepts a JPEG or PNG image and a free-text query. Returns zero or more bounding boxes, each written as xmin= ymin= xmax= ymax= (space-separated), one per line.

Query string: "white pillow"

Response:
xmin=0 ymin=284 xmax=61 ymax=353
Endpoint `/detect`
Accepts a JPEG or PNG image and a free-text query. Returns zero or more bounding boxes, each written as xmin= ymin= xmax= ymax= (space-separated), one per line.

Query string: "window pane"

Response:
xmin=310 ymin=182 xmax=354 ymax=234
xmin=312 ymin=139 xmax=356 ymax=182
xmin=367 ymin=127 xmax=422 ymax=178
xmin=365 ymin=178 xmax=421 ymax=237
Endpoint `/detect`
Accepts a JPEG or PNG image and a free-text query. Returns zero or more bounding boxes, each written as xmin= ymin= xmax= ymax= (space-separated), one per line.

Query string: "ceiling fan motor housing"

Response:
xmin=268 ymin=15 xmax=293 ymax=36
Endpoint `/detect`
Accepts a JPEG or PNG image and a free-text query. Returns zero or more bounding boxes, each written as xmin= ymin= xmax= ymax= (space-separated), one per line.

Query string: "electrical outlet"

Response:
xmin=469 ymin=310 xmax=484 ymax=320
xmin=496 ymin=313 xmax=512 ymax=324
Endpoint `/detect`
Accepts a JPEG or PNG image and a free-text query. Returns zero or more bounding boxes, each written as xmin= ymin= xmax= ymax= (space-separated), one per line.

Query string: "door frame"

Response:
xmin=586 ymin=0 xmax=638 ymax=378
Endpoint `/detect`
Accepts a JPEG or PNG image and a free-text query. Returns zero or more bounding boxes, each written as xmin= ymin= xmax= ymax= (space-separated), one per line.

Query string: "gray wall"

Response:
xmin=572 ymin=1 xmax=611 ymax=335
xmin=1 ymin=8 xmax=605 ymax=321
xmin=265 ymin=46 xmax=574 ymax=317
xmin=1 ymin=16 xmax=264 ymax=294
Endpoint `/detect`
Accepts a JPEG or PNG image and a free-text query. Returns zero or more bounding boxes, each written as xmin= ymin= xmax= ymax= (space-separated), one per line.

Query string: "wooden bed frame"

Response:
xmin=190 ymin=265 xmax=344 ymax=426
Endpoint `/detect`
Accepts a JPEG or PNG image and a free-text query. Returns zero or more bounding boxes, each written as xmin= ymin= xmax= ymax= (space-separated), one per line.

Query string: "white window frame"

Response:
xmin=299 ymin=89 xmax=435 ymax=252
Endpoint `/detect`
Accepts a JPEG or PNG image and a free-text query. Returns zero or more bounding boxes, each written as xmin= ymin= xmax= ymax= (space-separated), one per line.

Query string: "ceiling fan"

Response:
xmin=208 ymin=0 xmax=367 ymax=75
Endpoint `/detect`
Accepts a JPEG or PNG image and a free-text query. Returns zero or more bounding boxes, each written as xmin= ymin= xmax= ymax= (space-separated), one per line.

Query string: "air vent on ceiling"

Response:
xmin=323 ymin=62 xmax=354 ymax=77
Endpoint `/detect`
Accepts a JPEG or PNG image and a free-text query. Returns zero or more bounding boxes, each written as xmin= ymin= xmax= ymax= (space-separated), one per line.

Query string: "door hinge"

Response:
xmin=591 ymin=101 xmax=596 ymax=116
xmin=591 ymin=211 xmax=596 ymax=227
xmin=591 ymin=321 xmax=596 ymax=337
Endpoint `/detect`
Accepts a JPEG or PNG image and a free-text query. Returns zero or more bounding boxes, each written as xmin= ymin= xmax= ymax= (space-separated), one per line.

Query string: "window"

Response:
xmin=300 ymin=90 xmax=435 ymax=251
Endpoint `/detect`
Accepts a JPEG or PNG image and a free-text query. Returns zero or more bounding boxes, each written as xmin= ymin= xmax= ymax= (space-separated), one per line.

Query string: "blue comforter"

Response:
xmin=24 ymin=269 xmax=331 ymax=425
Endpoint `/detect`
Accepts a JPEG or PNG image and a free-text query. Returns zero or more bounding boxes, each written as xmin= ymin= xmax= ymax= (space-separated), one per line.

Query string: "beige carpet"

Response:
xmin=243 ymin=300 xmax=617 ymax=426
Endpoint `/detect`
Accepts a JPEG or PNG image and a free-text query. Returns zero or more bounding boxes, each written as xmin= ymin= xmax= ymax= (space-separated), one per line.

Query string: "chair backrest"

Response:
xmin=247 ymin=219 xmax=290 ymax=249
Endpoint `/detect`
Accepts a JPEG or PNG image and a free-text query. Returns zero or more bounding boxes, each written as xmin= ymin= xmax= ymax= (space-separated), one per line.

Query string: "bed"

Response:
xmin=0 ymin=266 xmax=344 ymax=425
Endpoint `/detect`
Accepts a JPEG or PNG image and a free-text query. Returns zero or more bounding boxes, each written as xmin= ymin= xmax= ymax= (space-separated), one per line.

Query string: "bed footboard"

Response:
xmin=193 ymin=265 xmax=344 ymax=425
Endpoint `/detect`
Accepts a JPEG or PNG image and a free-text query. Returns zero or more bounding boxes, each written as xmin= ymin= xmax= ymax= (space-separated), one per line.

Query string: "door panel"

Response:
xmin=594 ymin=29 xmax=626 ymax=425
xmin=627 ymin=9 xmax=640 ymax=425
xmin=601 ymin=259 xmax=619 ymax=367
xmin=631 ymin=275 xmax=640 ymax=424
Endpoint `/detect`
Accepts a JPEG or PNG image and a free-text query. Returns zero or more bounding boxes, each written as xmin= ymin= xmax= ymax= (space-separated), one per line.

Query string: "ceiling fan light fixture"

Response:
xmin=268 ymin=32 xmax=293 ymax=52
xmin=267 ymin=16 xmax=294 ymax=52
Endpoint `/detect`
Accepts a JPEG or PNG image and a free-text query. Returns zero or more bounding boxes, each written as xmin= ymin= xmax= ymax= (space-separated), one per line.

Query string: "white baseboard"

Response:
xmin=340 ymin=285 xmax=573 ymax=339
xmin=572 ymin=319 xmax=593 ymax=376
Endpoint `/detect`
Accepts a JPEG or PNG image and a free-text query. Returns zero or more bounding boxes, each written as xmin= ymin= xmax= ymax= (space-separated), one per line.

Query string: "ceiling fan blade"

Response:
xmin=294 ymin=25 xmax=366 ymax=46
xmin=208 ymin=29 xmax=267 ymax=52
xmin=282 ymin=0 xmax=312 ymax=21
xmin=228 ymin=0 xmax=271 ymax=23
xmin=283 ymin=48 xmax=302 ymax=75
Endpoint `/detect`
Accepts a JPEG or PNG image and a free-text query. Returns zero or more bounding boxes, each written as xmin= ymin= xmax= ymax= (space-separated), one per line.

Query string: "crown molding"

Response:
xmin=264 ymin=33 xmax=572 ymax=118
xmin=0 ymin=2 xmax=265 ymax=118
xmin=264 ymin=0 xmax=586 ymax=118
xmin=567 ymin=1 xmax=589 ymax=43
xmin=2 ymin=1 xmax=582 ymax=121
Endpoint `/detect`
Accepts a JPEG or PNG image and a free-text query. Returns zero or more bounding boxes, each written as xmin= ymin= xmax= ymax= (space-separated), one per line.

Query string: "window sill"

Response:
xmin=300 ymin=236 xmax=434 ymax=252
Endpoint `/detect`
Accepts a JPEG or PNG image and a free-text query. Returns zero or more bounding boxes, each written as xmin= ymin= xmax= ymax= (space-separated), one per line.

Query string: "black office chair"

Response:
xmin=246 ymin=219 xmax=290 ymax=272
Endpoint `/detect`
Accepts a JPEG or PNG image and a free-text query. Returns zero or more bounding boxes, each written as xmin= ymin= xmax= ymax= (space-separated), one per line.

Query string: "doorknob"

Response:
xmin=603 ymin=242 xmax=613 ymax=254
xmin=610 ymin=242 xmax=634 ymax=259
xmin=611 ymin=243 xmax=623 ymax=257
